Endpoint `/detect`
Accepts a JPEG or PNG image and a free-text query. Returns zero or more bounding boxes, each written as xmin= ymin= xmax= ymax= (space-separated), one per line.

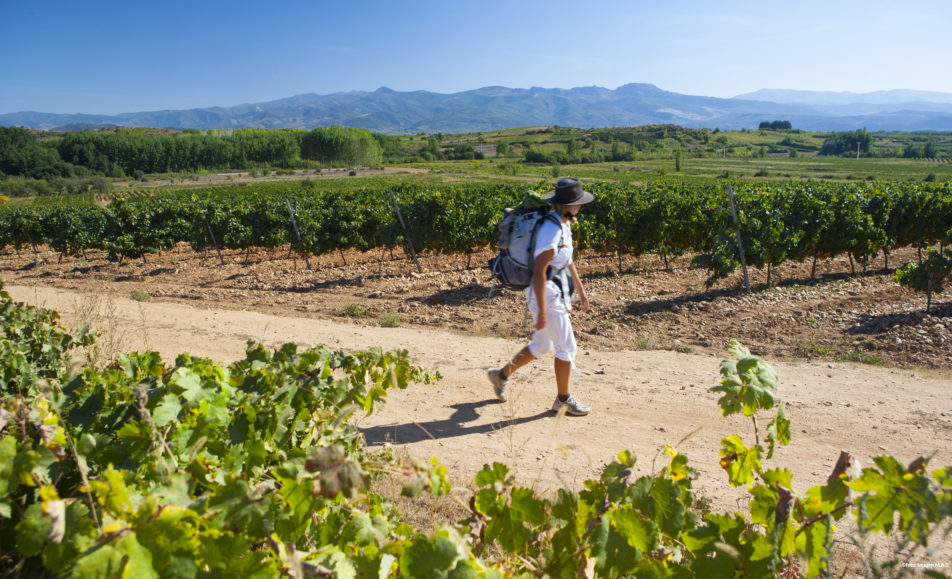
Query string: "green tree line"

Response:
xmin=819 ymin=129 xmax=873 ymax=156
xmin=0 ymin=127 xmax=393 ymax=184
xmin=55 ymin=129 xmax=305 ymax=175
xmin=0 ymin=127 xmax=84 ymax=180
xmin=758 ymin=120 xmax=792 ymax=130
xmin=819 ymin=129 xmax=944 ymax=159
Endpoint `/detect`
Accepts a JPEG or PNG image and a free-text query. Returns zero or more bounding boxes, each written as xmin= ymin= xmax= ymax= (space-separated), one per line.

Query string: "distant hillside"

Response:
xmin=4 ymin=84 xmax=952 ymax=133
xmin=735 ymin=89 xmax=952 ymax=106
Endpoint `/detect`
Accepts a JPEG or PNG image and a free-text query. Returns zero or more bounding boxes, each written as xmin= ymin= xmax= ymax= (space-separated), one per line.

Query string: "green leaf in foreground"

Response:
xmin=719 ymin=434 xmax=763 ymax=488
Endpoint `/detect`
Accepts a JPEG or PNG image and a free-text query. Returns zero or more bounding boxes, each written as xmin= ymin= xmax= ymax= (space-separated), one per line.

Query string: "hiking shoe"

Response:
xmin=551 ymin=394 xmax=591 ymax=416
xmin=488 ymin=368 xmax=509 ymax=402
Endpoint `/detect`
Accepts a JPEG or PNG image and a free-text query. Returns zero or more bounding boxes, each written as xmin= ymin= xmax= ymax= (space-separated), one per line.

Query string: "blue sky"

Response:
xmin=2 ymin=0 xmax=951 ymax=115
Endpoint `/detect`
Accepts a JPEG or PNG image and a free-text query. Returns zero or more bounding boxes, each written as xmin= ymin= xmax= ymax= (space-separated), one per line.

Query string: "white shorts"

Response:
xmin=526 ymin=281 xmax=577 ymax=362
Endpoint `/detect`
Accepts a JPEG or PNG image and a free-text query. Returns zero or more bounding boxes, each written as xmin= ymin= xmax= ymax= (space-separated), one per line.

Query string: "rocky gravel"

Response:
xmin=1 ymin=243 xmax=950 ymax=368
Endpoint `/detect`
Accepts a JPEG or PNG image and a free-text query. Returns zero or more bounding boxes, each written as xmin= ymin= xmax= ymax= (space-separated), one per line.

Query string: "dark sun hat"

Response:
xmin=543 ymin=177 xmax=595 ymax=205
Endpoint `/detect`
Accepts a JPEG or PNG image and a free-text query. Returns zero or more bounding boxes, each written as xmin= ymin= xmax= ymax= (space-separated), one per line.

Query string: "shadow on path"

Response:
xmin=361 ymin=399 xmax=551 ymax=445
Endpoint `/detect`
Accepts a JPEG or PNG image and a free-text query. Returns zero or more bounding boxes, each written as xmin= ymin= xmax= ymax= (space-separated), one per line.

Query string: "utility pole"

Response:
xmin=856 ymin=142 xmax=861 ymax=160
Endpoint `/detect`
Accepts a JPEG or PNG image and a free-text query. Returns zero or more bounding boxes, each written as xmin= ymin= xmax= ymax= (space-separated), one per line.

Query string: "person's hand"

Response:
xmin=579 ymin=295 xmax=590 ymax=313
xmin=535 ymin=309 xmax=547 ymax=331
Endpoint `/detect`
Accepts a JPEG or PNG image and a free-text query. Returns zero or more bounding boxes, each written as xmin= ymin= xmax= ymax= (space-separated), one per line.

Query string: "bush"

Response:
xmin=522 ymin=148 xmax=549 ymax=163
xmin=301 ymin=126 xmax=383 ymax=166
xmin=758 ymin=120 xmax=792 ymax=130
xmin=378 ymin=312 xmax=401 ymax=327
xmin=334 ymin=302 xmax=372 ymax=318
xmin=819 ymin=129 xmax=871 ymax=156
xmin=895 ymin=243 xmax=952 ymax=313
xmin=130 ymin=290 xmax=151 ymax=302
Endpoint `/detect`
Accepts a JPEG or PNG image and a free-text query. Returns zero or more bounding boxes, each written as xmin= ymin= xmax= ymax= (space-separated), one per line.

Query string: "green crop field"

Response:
xmin=4 ymin=124 xmax=952 ymax=203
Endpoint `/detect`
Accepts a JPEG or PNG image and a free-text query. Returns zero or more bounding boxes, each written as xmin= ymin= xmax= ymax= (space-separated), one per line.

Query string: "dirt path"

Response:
xmin=8 ymin=283 xmax=951 ymax=518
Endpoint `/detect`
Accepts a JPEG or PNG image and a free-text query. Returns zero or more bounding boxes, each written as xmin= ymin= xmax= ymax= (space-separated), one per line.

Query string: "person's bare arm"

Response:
xmin=568 ymin=262 xmax=588 ymax=313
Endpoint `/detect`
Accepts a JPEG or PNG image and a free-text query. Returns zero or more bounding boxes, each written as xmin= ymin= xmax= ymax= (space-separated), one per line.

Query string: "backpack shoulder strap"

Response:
xmin=539 ymin=211 xmax=564 ymax=251
xmin=545 ymin=211 xmax=564 ymax=245
xmin=526 ymin=209 xmax=562 ymax=274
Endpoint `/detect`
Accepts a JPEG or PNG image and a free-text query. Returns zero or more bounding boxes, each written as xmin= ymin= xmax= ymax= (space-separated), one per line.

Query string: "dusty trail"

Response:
xmin=8 ymin=283 xmax=951 ymax=518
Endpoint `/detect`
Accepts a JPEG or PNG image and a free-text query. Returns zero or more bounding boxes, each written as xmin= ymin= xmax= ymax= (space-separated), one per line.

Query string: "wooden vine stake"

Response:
xmin=378 ymin=246 xmax=387 ymax=278
xmin=726 ymin=184 xmax=751 ymax=292
xmin=204 ymin=220 xmax=226 ymax=265
xmin=389 ymin=190 xmax=422 ymax=274
xmin=285 ymin=198 xmax=310 ymax=270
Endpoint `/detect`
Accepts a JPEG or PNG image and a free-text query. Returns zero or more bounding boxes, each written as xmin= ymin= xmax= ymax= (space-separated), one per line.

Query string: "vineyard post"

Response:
xmin=927 ymin=276 xmax=934 ymax=314
xmin=26 ymin=231 xmax=38 ymax=267
xmin=285 ymin=198 xmax=311 ymax=270
xmin=204 ymin=220 xmax=226 ymax=265
xmin=388 ymin=190 xmax=422 ymax=274
xmin=727 ymin=184 xmax=751 ymax=291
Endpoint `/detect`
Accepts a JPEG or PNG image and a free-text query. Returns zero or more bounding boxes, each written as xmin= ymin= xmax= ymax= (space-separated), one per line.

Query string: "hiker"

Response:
xmin=488 ymin=177 xmax=594 ymax=416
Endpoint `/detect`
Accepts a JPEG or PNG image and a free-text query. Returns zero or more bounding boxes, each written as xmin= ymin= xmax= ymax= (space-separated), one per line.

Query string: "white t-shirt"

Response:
xmin=525 ymin=216 xmax=573 ymax=302
xmin=533 ymin=216 xmax=573 ymax=268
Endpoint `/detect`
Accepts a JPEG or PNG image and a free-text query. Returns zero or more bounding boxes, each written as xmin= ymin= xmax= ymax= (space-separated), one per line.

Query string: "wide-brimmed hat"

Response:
xmin=542 ymin=177 xmax=595 ymax=205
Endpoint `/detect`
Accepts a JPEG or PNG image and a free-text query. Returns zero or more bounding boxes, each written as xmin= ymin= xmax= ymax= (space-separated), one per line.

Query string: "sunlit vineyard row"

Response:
xmin=2 ymin=180 xmax=951 ymax=285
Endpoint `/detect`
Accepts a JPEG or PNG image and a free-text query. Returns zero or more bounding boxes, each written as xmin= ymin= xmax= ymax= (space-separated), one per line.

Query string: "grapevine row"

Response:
xmin=2 ymin=180 xmax=952 ymax=285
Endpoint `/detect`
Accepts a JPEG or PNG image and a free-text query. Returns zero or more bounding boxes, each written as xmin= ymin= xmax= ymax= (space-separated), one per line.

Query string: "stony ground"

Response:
xmin=2 ymin=242 xmax=949 ymax=369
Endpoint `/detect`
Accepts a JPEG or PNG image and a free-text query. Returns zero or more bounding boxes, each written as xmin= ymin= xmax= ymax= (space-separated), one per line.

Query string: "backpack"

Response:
xmin=488 ymin=191 xmax=563 ymax=295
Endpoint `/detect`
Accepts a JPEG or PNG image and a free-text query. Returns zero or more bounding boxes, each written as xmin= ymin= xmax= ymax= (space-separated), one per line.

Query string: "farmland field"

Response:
xmin=3 ymin=163 xmax=952 ymax=575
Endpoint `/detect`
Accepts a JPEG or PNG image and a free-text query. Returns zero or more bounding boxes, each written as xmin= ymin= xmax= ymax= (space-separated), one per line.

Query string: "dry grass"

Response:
xmin=66 ymin=280 xmax=143 ymax=366
xmin=826 ymin=522 xmax=952 ymax=577
xmin=368 ymin=444 xmax=473 ymax=533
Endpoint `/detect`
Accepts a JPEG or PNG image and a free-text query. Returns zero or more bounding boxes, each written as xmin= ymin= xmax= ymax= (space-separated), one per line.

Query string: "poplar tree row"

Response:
xmin=0 ymin=126 xmax=385 ymax=181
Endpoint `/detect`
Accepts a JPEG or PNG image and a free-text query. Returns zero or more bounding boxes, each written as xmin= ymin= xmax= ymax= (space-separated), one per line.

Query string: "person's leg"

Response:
xmin=497 ymin=301 xmax=553 ymax=380
xmin=501 ymin=346 xmax=535 ymax=379
xmin=552 ymin=355 xmax=590 ymax=415
xmin=554 ymin=357 xmax=571 ymax=396
xmin=489 ymin=344 xmax=541 ymax=402
xmin=489 ymin=291 xmax=551 ymax=402
xmin=549 ymin=304 xmax=590 ymax=415
xmin=489 ymin=319 xmax=550 ymax=402
xmin=551 ymin=304 xmax=577 ymax=397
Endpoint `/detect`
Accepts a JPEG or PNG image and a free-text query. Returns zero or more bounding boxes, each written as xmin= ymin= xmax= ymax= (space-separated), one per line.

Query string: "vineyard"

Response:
xmin=2 ymin=281 xmax=951 ymax=577
xmin=2 ymin=179 xmax=952 ymax=290
xmin=2 ymin=178 xmax=952 ymax=575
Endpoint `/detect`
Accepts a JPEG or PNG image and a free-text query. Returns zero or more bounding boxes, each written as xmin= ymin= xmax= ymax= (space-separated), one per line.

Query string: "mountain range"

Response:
xmin=4 ymin=84 xmax=952 ymax=134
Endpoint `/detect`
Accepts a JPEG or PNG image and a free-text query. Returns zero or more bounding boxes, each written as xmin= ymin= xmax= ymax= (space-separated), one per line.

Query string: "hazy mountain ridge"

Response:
xmin=3 ymin=84 xmax=952 ymax=133
xmin=735 ymin=88 xmax=952 ymax=106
